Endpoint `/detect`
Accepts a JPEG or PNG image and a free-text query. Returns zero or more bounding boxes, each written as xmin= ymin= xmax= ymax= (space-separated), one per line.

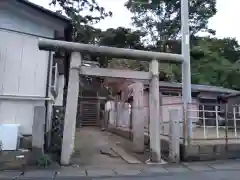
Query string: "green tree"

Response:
xmin=97 ymin=27 xmax=173 ymax=81
xmin=49 ymin=0 xmax=240 ymax=90
xmin=99 ymin=27 xmax=145 ymax=49
xmin=50 ymin=0 xmax=112 ymax=42
xmin=93 ymin=27 xmax=148 ymax=69
xmin=190 ymin=37 xmax=240 ymax=89
xmin=125 ymin=0 xmax=217 ymax=44
xmin=124 ymin=0 xmax=218 ymax=82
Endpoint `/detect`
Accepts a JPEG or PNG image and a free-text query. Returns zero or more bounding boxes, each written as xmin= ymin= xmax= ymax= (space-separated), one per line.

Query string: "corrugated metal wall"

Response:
xmin=0 ymin=29 xmax=50 ymax=135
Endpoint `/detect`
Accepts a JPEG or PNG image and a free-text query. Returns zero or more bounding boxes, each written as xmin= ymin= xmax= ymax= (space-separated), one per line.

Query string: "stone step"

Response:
xmin=81 ymin=123 xmax=99 ymax=126
xmin=81 ymin=112 xmax=97 ymax=115
xmin=81 ymin=119 xmax=97 ymax=121
xmin=81 ymin=112 xmax=97 ymax=114
xmin=81 ymin=115 xmax=97 ymax=118
xmin=81 ymin=114 xmax=97 ymax=116
xmin=81 ymin=117 xmax=97 ymax=119
xmin=82 ymin=107 xmax=97 ymax=109
xmin=81 ymin=105 xmax=97 ymax=107
xmin=82 ymin=109 xmax=97 ymax=111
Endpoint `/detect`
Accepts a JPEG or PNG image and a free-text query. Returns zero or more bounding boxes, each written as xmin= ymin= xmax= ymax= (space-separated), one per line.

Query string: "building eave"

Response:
xmin=143 ymin=81 xmax=239 ymax=94
xmin=17 ymin=0 xmax=71 ymax=23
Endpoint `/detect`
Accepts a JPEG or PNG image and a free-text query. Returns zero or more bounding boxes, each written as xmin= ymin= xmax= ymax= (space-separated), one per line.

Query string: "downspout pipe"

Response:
xmin=63 ymin=24 xmax=73 ymax=107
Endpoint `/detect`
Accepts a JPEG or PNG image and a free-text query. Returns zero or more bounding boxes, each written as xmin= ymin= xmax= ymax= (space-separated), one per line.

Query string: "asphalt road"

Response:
xmin=63 ymin=170 xmax=240 ymax=180
xmin=3 ymin=160 xmax=240 ymax=180
xmin=4 ymin=170 xmax=240 ymax=180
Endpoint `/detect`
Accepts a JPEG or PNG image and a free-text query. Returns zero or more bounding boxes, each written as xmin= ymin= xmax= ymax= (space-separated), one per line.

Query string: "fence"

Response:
xmin=188 ymin=103 xmax=240 ymax=142
xmin=105 ymin=100 xmax=240 ymax=145
xmin=158 ymin=102 xmax=240 ymax=145
xmin=105 ymin=100 xmax=240 ymax=161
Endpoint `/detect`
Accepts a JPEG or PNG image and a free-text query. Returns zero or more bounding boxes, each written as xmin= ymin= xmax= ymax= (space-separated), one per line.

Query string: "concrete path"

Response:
xmin=71 ymin=127 xmax=141 ymax=167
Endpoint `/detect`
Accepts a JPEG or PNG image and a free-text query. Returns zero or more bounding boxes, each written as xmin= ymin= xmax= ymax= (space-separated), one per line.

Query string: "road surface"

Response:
xmin=1 ymin=160 xmax=240 ymax=180
xmin=3 ymin=170 xmax=240 ymax=180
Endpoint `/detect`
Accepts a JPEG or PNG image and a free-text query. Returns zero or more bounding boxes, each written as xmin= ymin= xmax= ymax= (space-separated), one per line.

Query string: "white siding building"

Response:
xmin=0 ymin=0 xmax=70 ymax=135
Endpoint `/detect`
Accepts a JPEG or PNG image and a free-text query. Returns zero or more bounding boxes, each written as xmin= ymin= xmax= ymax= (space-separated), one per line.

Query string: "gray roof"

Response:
xmin=17 ymin=0 xmax=71 ymax=22
xmin=222 ymin=92 xmax=240 ymax=99
xmin=144 ymin=81 xmax=239 ymax=94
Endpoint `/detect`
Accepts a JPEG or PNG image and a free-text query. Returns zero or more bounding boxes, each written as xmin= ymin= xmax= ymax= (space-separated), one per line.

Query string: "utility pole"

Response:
xmin=132 ymin=0 xmax=193 ymax=142
xmin=181 ymin=0 xmax=192 ymax=142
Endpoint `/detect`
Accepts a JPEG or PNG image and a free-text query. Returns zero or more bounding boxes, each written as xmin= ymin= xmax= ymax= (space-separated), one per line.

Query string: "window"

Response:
xmin=50 ymin=60 xmax=59 ymax=98
xmin=233 ymin=105 xmax=240 ymax=117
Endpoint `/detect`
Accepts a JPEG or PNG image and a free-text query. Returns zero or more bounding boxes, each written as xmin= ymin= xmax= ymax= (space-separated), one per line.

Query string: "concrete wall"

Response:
xmin=181 ymin=143 xmax=240 ymax=161
xmin=108 ymin=126 xmax=240 ymax=162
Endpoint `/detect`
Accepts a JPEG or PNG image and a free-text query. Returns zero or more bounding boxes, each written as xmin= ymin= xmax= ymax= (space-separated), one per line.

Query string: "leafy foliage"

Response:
xmin=95 ymin=27 xmax=146 ymax=68
xmin=98 ymin=27 xmax=145 ymax=49
xmin=50 ymin=0 xmax=112 ymax=23
xmin=50 ymin=0 xmax=112 ymax=42
xmin=49 ymin=0 xmax=240 ymax=90
xmin=125 ymin=0 xmax=217 ymax=43
xmin=190 ymin=37 xmax=240 ymax=89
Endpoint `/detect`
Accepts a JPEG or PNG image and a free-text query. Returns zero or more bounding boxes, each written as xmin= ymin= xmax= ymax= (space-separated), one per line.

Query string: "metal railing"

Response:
xmin=160 ymin=102 xmax=240 ymax=144
xmin=105 ymin=101 xmax=240 ymax=145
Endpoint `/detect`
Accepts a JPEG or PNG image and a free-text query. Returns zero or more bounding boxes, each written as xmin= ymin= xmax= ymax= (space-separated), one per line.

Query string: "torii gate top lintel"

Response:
xmin=38 ymin=39 xmax=183 ymax=64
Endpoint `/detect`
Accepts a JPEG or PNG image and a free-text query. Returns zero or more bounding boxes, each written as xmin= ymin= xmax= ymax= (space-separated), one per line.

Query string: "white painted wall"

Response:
xmin=0 ymin=7 xmax=57 ymax=135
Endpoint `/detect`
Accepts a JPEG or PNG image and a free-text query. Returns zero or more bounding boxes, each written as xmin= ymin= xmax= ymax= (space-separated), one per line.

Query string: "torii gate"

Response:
xmin=38 ymin=39 xmax=186 ymax=165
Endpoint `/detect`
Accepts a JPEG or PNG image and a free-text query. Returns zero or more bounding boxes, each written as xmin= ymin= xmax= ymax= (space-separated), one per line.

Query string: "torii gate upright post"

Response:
xmin=61 ymin=52 xmax=81 ymax=165
xmin=149 ymin=59 xmax=161 ymax=162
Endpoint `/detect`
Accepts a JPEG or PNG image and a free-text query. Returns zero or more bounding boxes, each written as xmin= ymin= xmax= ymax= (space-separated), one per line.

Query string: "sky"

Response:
xmin=30 ymin=0 xmax=240 ymax=42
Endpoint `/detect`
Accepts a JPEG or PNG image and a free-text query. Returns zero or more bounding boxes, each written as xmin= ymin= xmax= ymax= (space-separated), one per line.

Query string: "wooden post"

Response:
xmin=149 ymin=60 xmax=161 ymax=162
xmin=61 ymin=52 xmax=81 ymax=165
xmin=132 ymin=82 xmax=145 ymax=153
xmin=169 ymin=109 xmax=180 ymax=163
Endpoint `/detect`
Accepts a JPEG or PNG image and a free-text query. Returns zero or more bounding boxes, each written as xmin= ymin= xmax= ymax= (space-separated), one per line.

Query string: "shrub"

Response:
xmin=36 ymin=154 xmax=52 ymax=168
